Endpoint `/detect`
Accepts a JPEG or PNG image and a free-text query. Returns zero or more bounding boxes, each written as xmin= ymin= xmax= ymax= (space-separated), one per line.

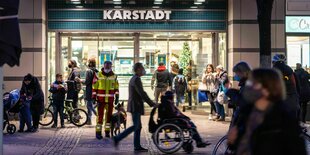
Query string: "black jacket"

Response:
xmin=20 ymin=76 xmax=44 ymax=114
xmin=67 ymin=67 xmax=81 ymax=99
xmin=84 ymin=67 xmax=98 ymax=100
xmin=49 ymin=81 xmax=67 ymax=101
xmin=295 ymin=68 xmax=310 ymax=102
xmin=273 ymin=62 xmax=298 ymax=95
xmin=127 ymin=75 xmax=155 ymax=115
xmin=240 ymin=103 xmax=306 ymax=155
xmin=151 ymin=66 xmax=171 ymax=88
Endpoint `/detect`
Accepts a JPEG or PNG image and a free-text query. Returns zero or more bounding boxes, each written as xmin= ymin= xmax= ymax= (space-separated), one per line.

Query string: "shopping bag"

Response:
xmin=198 ymin=90 xmax=208 ymax=103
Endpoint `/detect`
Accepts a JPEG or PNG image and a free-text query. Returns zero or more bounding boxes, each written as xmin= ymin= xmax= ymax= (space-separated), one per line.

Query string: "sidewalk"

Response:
xmin=4 ymin=112 xmax=230 ymax=155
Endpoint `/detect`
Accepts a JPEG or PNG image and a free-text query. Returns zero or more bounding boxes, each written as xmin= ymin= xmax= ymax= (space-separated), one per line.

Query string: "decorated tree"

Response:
xmin=179 ymin=42 xmax=192 ymax=76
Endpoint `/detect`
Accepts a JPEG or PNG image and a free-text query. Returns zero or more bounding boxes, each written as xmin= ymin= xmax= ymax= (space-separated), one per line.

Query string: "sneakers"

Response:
xmin=134 ymin=147 xmax=148 ymax=152
xmin=17 ymin=129 xmax=24 ymax=133
xmin=51 ymin=124 xmax=57 ymax=128
xmin=216 ymin=117 xmax=225 ymax=122
xmin=96 ymin=133 xmax=103 ymax=140
xmin=105 ymin=131 xmax=110 ymax=138
xmin=61 ymin=125 xmax=65 ymax=128
xmin=208 ymin=114 xmax=212 ymax=120
xmin=196 ymin=141 xmax=211 ymax=148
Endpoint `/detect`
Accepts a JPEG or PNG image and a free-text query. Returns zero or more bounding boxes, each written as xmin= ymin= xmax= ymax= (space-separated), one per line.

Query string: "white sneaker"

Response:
xmin=208 ymin=114 xmax=212 ymax=120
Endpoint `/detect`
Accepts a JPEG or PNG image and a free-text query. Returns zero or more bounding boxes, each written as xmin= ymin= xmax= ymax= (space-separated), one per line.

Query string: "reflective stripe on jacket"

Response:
xmin=92 ymin=71 xmax=119 ymax=102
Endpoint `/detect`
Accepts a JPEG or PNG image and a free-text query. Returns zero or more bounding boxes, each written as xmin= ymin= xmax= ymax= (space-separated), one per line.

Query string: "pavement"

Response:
xmin=3 ymin=111 xmax=230 ymax=155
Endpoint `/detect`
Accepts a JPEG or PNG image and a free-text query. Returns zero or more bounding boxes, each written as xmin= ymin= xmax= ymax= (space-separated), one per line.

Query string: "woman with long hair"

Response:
xmin=203 ymin=64 xmax=218 ymax=120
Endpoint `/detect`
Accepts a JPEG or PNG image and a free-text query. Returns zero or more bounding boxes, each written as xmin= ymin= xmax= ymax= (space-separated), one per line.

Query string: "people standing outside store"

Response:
xmin=229 ymin=68 xmax=306 ymax=155
xmin=66 ymin=59 xmax=81 ymax=109
xmin=80 ymin=58 xmax=98 ymax=125
xmin=151 ymin=62 xmax=171 ymax=104
xmin=113 ymin=63 xmax=157 ymax=152
xmin=20 ymin=74 xmax=44 ymax=132
xmin=204 ymin=64 xmax=218 ymax=120
xmin=49 ymin=74 xmax=67 ymax=128
xmin=272 ymin=54 xmax=300 ymax=119
xmin=295 ymin=63 xmax=310 ymax=123
xmin=172 ymin=68 xmax=187 ymax=107
xmin=214 ymin=65 xmax=228 ymax=121
xmin=92 ymin=61 xmax=119 ymax=139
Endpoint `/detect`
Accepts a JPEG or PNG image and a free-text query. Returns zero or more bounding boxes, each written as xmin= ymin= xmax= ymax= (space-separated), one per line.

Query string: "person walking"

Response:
xmin=20 ymin=74 xmax=44 ymax=132
xmin=49 ymin=74 xmax=67 ymax=128
xmin=204 ymin=64 xmax=218 ymax=120
xmin=272 ymin=54 xmax=300 ymax=119
xmin=295 ymin=63 xmax=310 ymax=123
xmin=172 ymin=68 xmax=187 ymax=107
xmin=113 ymin=63 xmax=157 ymax=152
xmin=66 ymin=59 xmax=81 ymax=109
xmin=151 ymin=62 xmax=171 ymax=104
xmin=214 ymin=65 xmax=228 ymax=121
xmin=81 ymin=58 xmax=98 ymax=125
xmin=229 ymin=68 xmax=306 ymax=155
xmin=92 ymin=61 xmax=119 ymax=139
xmin=169 ymin=63 xmax=179 ymax=92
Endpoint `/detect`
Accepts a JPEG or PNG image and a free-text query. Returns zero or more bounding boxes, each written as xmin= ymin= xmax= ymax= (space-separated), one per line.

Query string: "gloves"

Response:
xmin=114 ymin=96 xmax=119 ymax=105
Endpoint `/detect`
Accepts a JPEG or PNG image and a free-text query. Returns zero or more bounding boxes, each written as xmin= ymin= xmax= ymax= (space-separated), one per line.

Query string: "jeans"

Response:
xmin=115 ymin=112 xmax=142 ymax=148
xmin=52 ymin=100 xmax=65 ymax=126
xmin=176 ymin=94 xmax=185 ymax=107
xmin=19 ymin=101 xmax=32 ymax=130
xmin=188 ymin=121 xmax=203 ymax=143
xmin=188 ymin=91 xmax=192 ymax=107
xmin=86 ymin=99 xmax=97 ymax=122
xmin=215 ymin=101 xmax=225 ymax=118
xmin=154 ymin=87 xmax=168 ymax=104
xmin=206 ymin=91 xmax=217 ymax=115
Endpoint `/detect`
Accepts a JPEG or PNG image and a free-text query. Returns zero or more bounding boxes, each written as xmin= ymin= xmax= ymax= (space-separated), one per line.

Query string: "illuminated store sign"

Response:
xmin=286 ymin=16 xmax=310 ymax=33
xmin=103 ymin=10 xmax=172 ymax=20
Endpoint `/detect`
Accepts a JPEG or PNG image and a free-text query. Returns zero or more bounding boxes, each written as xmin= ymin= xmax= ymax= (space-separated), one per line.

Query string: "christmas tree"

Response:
xmin=179 ymin=42 xmax=192 ymax=75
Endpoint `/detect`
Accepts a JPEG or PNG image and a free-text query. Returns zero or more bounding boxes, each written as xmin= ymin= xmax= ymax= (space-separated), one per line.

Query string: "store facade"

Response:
xmin=47 ymin=0 xmax=228 ymax=100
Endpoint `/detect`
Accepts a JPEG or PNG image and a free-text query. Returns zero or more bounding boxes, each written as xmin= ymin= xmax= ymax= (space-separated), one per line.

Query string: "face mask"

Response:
xmin=68 ymin=64 xmax=72 ymax=68
xmin=233 ymin=75 xmax=241 ymax=81
xmin=242 ymin=86 xmax=263 ymax=103
xmin=104 ymin=69 xmax=111 ymax=73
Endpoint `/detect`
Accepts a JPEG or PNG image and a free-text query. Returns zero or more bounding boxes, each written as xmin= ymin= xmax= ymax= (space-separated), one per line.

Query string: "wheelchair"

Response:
xmin=149 ymin=108 xmax=195 ymax=154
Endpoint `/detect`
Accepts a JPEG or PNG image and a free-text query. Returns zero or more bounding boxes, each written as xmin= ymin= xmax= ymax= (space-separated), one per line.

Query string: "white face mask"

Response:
xmin=104 ymin=69 xmax=112 ymax=73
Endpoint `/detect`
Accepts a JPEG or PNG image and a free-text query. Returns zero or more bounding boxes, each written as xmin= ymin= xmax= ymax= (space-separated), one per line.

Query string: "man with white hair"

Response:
xmin=214 ymin=65 xmax=228 ymax=121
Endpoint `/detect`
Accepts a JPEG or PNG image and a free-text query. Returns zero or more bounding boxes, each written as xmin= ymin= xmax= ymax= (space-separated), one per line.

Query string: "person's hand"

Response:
xmin=27 ymin=96 xmax=32 ymax=101
xmin=50 ymin=84 xmax=54 ymax=88
xmin=57 ymin=84 xmax=64 ymax=89
xmin=227 ymin=126 xmax=238 ymax=145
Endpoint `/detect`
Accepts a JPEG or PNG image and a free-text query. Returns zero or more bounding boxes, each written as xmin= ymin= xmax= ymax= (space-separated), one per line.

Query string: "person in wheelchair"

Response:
xmin=158 ymin=91 xmax=211 ymax=148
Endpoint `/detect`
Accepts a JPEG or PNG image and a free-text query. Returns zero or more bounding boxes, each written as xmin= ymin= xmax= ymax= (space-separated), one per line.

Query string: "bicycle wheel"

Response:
xmin=39 ymin=109 xmax=54 ymax=126
xmin=212 ymin=135 xmax=232 ymax=155
xmin=302 ymin=132 xmax=310 ymax=153
xmin=70 ymin=108 xmax=88 ymax=127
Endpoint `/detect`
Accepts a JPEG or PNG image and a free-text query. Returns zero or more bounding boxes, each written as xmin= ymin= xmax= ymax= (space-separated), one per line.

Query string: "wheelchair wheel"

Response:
xmin=212 ymin=135 xmax=233 ymax=155
xmin=39 ymin=109 xmax=54 ymax=126
xmin=182 ymin=141 xmax=194 ymax=154
xmin=70 ymin=108 xmax=88 ymax=127
xmin=153 ymin=123 xmax=184 ymax=154
xmin=7 ymin=124 xmax=16 ymax=134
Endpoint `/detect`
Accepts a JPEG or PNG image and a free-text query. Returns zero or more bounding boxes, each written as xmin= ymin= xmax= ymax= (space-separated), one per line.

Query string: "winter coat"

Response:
xmin=236 ymin=102 xmax=306 ymax=155
xmin=84 ymin=67 xmax=98 ymax=101
xmin=203 ymin=72 xmax=217 ymax=92
xmin=20 ymin=76 xmax=44 ymax=114
xmin=295 ymin=68 xmax=310 ymax=102
xmin=151 ymin=66 xmax=171 ymax=88
xmin=127 ymin=75 xmax=155 ymax=115
xmin=67 ymin=67 xmax=81 ymax=99
xmin=173 ymin=75 xmax=187 ymax=96
xmin=49 ymin=80 xmax=67 ymax=101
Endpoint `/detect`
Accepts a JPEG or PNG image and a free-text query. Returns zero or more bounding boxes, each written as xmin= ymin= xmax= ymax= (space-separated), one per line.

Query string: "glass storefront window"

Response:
xmin=218 ymin=33 xmax=227 ymax=68
xmin=287 ymin=36 xmax=310 ymax=71
xmin=47 ymin=32 xmax=56 ymax=86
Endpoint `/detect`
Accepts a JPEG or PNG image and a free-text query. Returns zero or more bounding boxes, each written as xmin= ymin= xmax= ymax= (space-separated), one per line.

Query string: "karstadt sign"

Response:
xmin=103 ymin=10 xmax=172 ymax=20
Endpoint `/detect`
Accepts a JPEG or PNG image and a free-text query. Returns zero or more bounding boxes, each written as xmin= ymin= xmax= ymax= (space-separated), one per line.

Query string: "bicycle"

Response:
xmin=39 ymin=96 xmax=88 ymax=127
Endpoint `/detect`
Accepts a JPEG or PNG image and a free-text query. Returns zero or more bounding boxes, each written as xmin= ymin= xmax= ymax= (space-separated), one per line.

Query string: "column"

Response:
xmin=3 ymin=0 xmax=47 ymax=93
xmin=228 ymin=0 xmax=285 ymax=76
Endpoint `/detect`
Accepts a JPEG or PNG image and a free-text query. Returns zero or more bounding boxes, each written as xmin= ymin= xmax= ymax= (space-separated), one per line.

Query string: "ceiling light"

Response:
xmin=154 ymin=2 xmax=162 ymax=4
xmin=114 ymin=6 xmax=122 ymax=8
xmin=113 ymin=0 xmax=121 ymax=1
xmin=113 ymin=1 xmax=122 ymax=4
xmin=197 ymin=0 xmax=205 ymax=2
xmin=153 ymin=6 xmax=160 ymax=8
xmin=76 ymin=5 xmax=84 ymax=8
xmin=70 ymin=0 xmax=80 ymax=2
xmin=194 ymin=2 xmax=202 ymax=5
xmin=72 ymin=1 xmax=81 ymax=4
xmin=155 ymin=0 xmax=163 ymax=2
xmin=190 ymin=6 xmax=198 ymax=8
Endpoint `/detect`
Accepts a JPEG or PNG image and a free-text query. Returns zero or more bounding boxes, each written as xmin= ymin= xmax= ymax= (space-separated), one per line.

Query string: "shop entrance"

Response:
xmin=48 ymin=32 xmax=227 ymax=102
xmin=287 ymin=36 xmax=310 ymax=72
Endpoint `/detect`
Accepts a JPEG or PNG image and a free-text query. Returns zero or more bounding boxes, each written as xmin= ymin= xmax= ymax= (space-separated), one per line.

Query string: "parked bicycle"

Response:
xmin=39 ymin=96 xmax=88 ymax=127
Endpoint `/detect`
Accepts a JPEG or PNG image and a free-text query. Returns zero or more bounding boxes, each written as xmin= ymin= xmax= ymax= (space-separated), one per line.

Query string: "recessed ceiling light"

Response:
xmin=197 ymin=0 xmax=205 ymax=2
xmin=194 ymin=2 xmax=202 ymax=5
xmin=155 ymin=0 xmax=163 ymax=2
xmin=190 ymin=6 xmax=198 ymax=8
xmin=72 ymin=1 xmax=81 ymax=4
xmin=113 ymin=0 xmax=121 ymax=1
xmin=76 ymin=5 xmax=84 ymax=8
xmin=153 ymin=6 xmax=160 ymax=8
xmin=114 ymin=6 xmax=122 ymax=8
xmin=154 ymin=2 xmax=162 ymax=4
xmin=113 ymin=1 xmax=122 ymax=4
xmin=70 ymin=0 xmax=80 ymax=2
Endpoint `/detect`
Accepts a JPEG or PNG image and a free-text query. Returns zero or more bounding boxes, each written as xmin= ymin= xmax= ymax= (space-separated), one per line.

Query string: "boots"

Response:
xmin=96 ymin=125 xmax=103 ymax=140
xmin=96 ymin=132 xmax=103 ymax=140
xmin=105 ymin=131 xmax=110 ymax=138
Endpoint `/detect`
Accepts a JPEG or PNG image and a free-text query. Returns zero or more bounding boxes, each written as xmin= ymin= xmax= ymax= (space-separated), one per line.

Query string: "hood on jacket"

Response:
xmin=101 ymin=68 xmax=115 ymax=76
xmin=157 ymin=65 xmax=167 ymax=72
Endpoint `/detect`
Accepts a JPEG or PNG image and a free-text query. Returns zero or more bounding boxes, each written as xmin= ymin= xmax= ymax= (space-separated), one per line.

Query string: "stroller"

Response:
xmin=3 ymin=89 xmax=21 ymax=134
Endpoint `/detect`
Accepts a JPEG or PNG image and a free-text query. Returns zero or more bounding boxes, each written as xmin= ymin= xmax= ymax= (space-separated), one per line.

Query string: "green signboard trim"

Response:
xmin=286 ymin=16 xmax=310 ymax=33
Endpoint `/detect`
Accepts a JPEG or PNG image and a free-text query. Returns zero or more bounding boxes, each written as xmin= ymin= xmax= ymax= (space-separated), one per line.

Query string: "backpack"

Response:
xmin=174 ymin=76 xmax=186 ymax=94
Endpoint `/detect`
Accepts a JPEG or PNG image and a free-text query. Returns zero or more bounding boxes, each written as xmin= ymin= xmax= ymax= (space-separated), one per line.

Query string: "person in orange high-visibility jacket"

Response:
xmin=92 ymin=61 xmax=119 ymax=139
